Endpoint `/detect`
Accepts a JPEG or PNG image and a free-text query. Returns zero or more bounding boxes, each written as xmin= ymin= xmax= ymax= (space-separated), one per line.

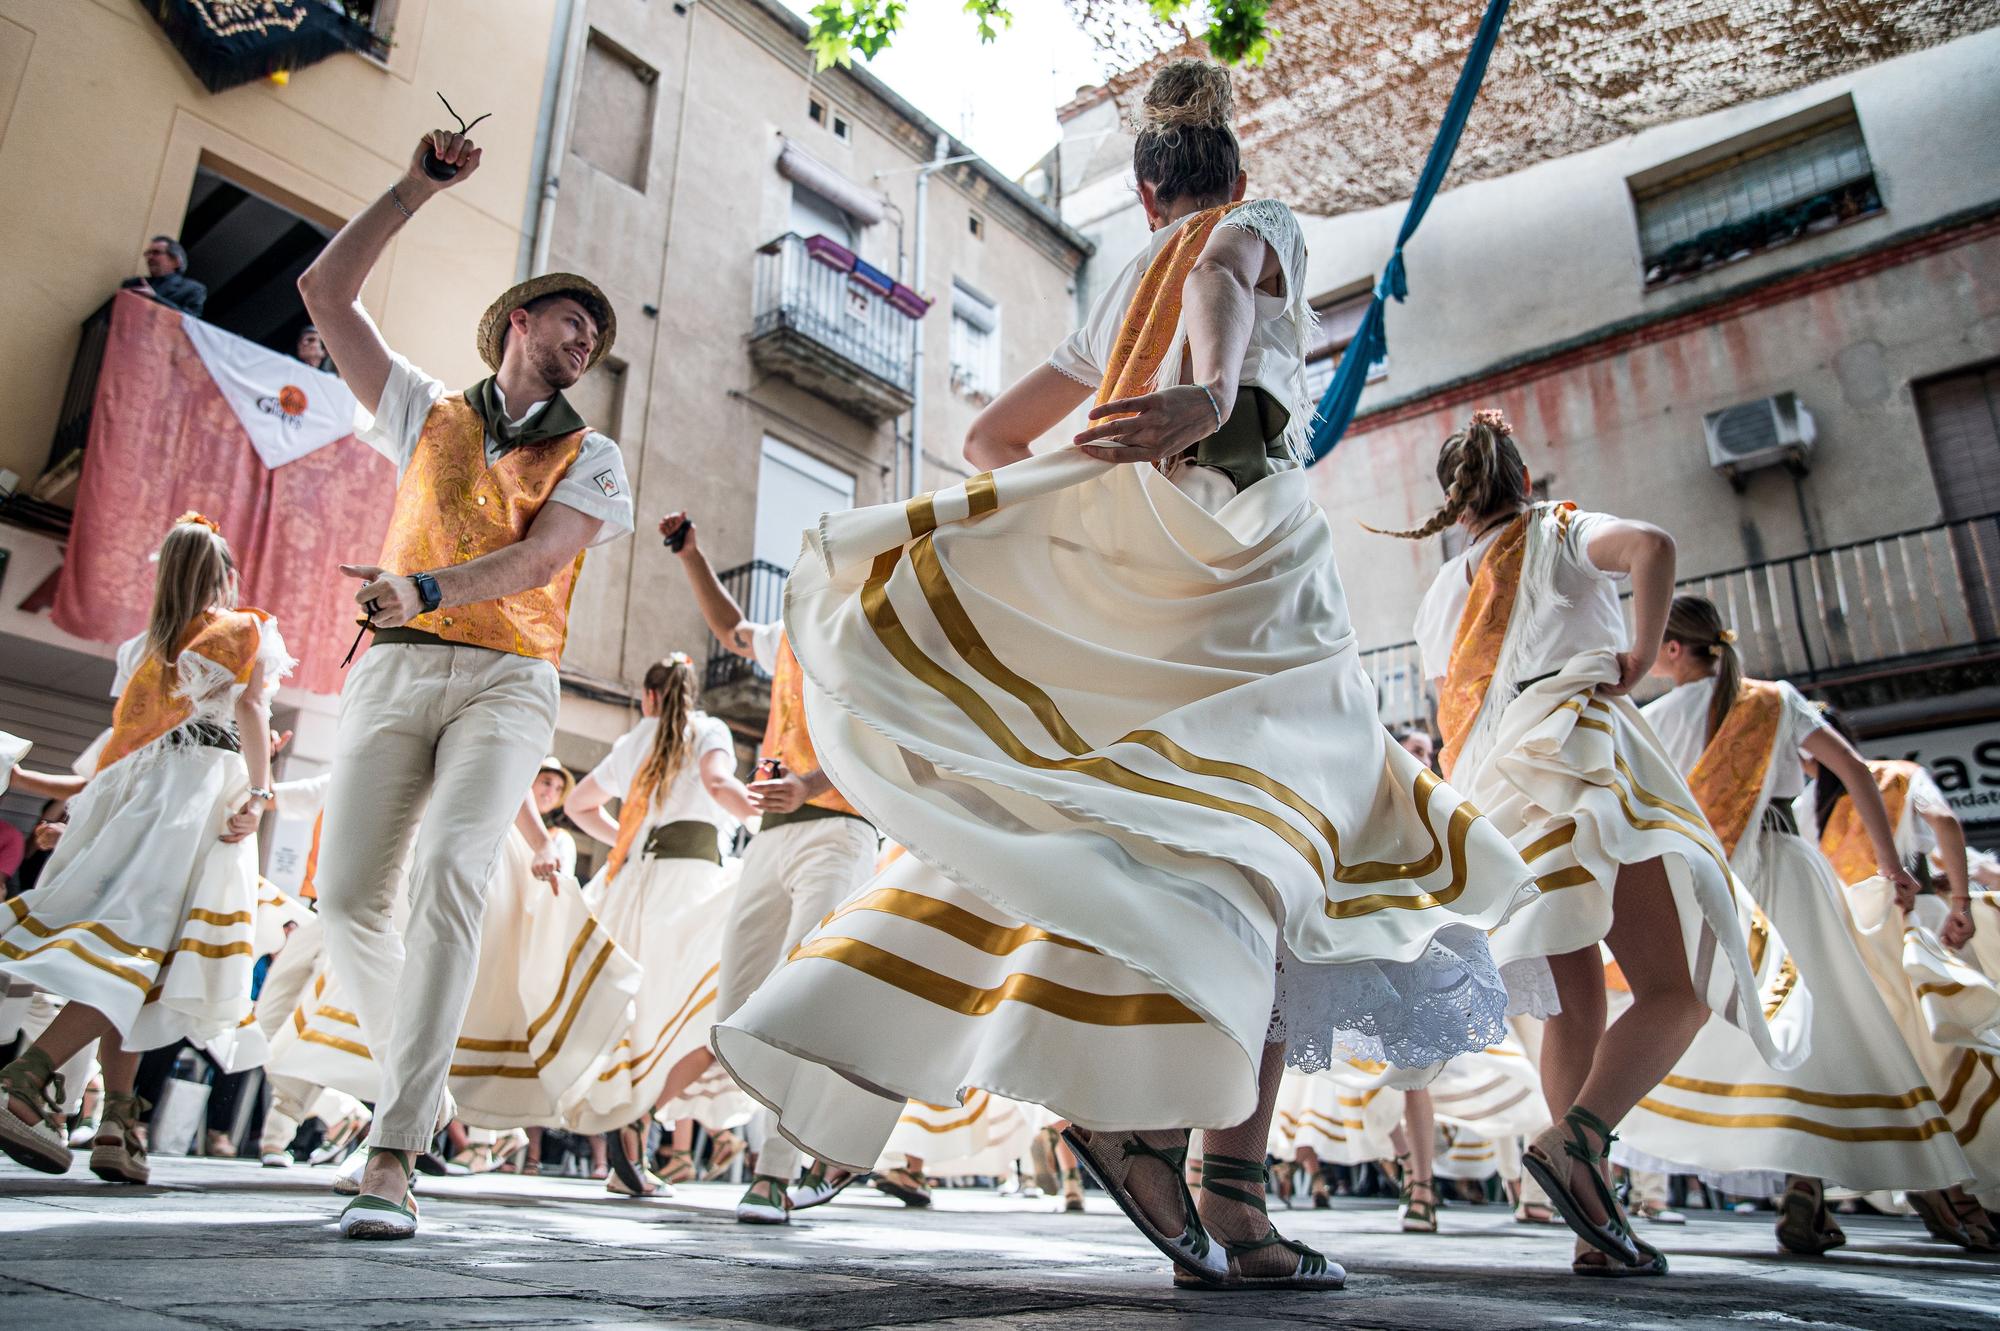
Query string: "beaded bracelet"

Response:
xmin=1195 ymin=382 xmax=1224 ymax=430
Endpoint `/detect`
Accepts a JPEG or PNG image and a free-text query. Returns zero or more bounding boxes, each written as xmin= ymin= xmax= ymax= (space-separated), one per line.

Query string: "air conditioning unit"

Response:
xmin=1703 ymin=392 xmax=1816 ymax=491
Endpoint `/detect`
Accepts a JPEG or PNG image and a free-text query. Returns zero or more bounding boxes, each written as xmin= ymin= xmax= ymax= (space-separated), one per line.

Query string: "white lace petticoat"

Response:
xmin=1266 ymin=924 xmax=1517 ymax=1076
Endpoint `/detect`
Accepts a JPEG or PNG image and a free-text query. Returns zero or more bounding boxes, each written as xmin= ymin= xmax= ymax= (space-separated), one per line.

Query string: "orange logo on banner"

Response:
xmin=278 ymin=385 xmax=308 ymax=415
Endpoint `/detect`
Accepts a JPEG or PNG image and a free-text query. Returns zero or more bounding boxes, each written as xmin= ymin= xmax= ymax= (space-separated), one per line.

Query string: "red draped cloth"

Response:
xmin=53 ymin=293 xmax=396 ymax=695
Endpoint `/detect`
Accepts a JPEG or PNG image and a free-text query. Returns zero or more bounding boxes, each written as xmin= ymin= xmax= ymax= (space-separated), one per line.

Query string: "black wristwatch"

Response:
xmin=411 ymin=571 xmax=443 ymax=615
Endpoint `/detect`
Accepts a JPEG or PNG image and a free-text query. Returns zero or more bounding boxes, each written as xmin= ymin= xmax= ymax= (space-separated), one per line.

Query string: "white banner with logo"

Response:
xmin=1867 ymin=720 xmax=2000 ymax=826
xmin=182 ymin=315 xmax=358 ymax=469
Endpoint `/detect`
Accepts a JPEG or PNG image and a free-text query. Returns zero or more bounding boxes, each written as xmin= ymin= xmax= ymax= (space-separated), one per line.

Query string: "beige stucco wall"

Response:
xmin=0 ymin=0 xmax=560 ymax=487
xmin=549 ymin=0 xmax=1085 ymax=717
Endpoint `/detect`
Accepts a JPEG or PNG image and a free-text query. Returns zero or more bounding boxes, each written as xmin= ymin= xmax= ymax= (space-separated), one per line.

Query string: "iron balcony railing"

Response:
xmin=705 ymin=558 xmax=790 ymax=694
xmin=1360 ymin=511 xmax=2000 ymax=731
xmin=751 ymin=232 xmax=917 ymax=395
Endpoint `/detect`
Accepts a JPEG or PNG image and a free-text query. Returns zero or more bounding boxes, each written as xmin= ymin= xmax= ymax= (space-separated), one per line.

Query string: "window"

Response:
xmin=330 ymin=0 xmax=398 ymax=60
xmin=1303 ymin=291 xmax=1385 ymax=400
xmin=808 ymin=97 xmax=849 ymax=141
xmin=833 ymin=115 xmax=851 ymax=142
xmin=1915 ymin=360 xmax=2000 ymax=638
xmin=967 ymin=212 xmax=985 ymax=241
xmin=789 ymin=185 xmax=854 ymax=249
xmin=808 ymin=98 xmax=826 ymax=126
xmin=1634 ymin=108 xmax=1882 ymax=289
xmin=949 ymin=281 xmax=1000 ymax=402
xmin=755 ymin=437 xmax=854 ymax=571
xmin=572 ymin=32 xmax=658 ymax=191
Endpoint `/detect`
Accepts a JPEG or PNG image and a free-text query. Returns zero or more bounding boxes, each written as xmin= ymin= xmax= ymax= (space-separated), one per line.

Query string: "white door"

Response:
xmin=754 ymin=436 xmax=855 ymax=571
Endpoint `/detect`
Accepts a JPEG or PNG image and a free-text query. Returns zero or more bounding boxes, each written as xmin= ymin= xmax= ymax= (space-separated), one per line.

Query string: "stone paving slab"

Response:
xmin=2 ymin=1157 xmax=1996 ymax=1330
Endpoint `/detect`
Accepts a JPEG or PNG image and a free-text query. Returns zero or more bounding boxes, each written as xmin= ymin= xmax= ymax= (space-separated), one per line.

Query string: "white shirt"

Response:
xmin=358 ymin=353 xmax=634 ymax=546
xmin=1413 ymin=509 xmax=1628 ymax=684
xmin=586 ymin=711 xmax=737 ymax=834
xmin=1048 ymin=199 xmax=1308 ymax=434
xmin=749 ymin=621 xmax=784 ymax=674
xmin=1796 ymin=764 xmax=1952 ymax=856
xmin=1641 ymin=676 xmax=1826 ymax=800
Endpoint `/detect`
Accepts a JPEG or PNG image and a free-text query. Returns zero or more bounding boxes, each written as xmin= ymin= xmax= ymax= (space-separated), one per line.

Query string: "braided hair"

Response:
xmin=1664 ymin=595 xmax=1743 ymax=744
xmin=1370 ymin=411 xmax=1532 ymax=541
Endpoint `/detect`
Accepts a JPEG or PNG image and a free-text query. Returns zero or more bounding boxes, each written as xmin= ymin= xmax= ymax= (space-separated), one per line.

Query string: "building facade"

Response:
xmin=536 ymin=0 xmax=1090 ymax=815
xmin=1054 ymin=27 xmax=2000 ymax=840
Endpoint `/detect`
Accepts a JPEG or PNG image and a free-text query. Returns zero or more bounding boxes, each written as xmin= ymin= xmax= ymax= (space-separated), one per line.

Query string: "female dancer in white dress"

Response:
xmin=1621 ymin=595 xmax=1967 ymax=1255
xmin=1798 ymin=710 xmax=2000 ymax=1249
xmin=0 ymin=514 xmax=288 ymax=1183
xmin=714 ymin=60 xmax=1534 ymax=1291
xmin=1393 ymin=418 xmax=1810 ymax=1276
xmin=563 ymin=654 xmax=754 ymax=1195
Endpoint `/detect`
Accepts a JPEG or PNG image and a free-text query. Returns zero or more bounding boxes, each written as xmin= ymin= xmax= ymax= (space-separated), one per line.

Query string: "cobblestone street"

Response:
xmin=2 ymin=1158 xmax=1995 ymax=1330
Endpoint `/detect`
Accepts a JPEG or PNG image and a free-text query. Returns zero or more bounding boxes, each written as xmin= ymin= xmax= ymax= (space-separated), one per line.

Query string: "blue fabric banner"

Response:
xmin=1306 ymin=0 xmax=1513 ymax=464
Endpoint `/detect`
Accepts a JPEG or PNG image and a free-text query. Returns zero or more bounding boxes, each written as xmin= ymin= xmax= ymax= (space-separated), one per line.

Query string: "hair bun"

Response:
xmin=1139 ymin=59 xmax=1233 ymax=133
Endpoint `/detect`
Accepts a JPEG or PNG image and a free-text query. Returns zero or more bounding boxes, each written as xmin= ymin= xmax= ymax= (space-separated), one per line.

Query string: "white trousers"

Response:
xmin=254 ymin=915 xmax=325 ymax=1155
xmin=316 ymin=643 xmax=558 ymax=1152
xmin=717 ymin=814 xmax=876 ymax=1181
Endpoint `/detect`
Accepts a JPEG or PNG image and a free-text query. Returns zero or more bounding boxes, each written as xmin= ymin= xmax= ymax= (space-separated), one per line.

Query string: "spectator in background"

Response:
xmin=0 ymin=817 xmax=23 ymax=893
xmin=295 ymin=325 xmax=331 ymax=372
xmin=6 ymin=797 xmax=68 ymax=900
xmin=122 ymin=235 xmax=207 ymax=318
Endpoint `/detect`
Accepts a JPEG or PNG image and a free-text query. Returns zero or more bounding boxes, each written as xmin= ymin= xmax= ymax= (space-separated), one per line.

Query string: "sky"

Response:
xmin=779 ymin=1 xmax=1116 ymax=178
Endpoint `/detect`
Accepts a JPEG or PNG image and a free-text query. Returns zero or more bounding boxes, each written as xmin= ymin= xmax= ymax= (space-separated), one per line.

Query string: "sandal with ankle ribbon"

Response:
xmin=655 ymin=1147 xmax=696 ymax=1186
xmin=339 ymin=1148 xmax=420 ymax=1240
xmin=0 ymin=1051 xmax=72 ymax=1175
xmin=1171 ymin=1153 xmax=1345 ymax=1291
xmin=1523 ymin=1107 xmax=1642 ymax=1266
xmin=1949 ymin=1190 xmax=2000 ymax=1253
xmin=1062 ymin=1125 xmax=1225 ymax=1284
xmin=605 ymin=1121 xmax=655 ymax=1198
xmin=90 ymin=1091 xmax=151 ymax=1185
xmin=1400 ymin=1176 xmax=1439 ymax=1234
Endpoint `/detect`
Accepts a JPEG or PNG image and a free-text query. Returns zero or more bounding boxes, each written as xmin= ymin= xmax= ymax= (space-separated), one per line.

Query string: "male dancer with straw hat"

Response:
xmin=299 ymin=125 xmax=633 ymax=1238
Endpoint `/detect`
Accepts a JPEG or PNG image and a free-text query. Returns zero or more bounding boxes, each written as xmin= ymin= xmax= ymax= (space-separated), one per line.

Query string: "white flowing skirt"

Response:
xmin=268 ymin=832 xmax=638 ymax=1127
xmin=0 ymin=740 xmax=260 ymax=1057
xmin=1470 ymin=655 xmax=1811 ymax=1072
xmin=567 ymin=850 xmax=741 ymax=1134
xmin=1620 ymin=829 xmax=1970 ymax=1191
xmin=1844 ymin=877 xmax=2000 ymax=1199
xmin=1269 ymin=1069 xmax=1402 ymax=1164
xmin=887 ymin=1091 xmax=1047 ymax=1177
xmin=714 ymin=454 xmax=1535 ymax=1170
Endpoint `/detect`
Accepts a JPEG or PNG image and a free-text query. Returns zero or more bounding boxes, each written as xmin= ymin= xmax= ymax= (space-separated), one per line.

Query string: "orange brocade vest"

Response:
xmin=375 ymin=395 xmax=588 ymax=665
xmin=763 ymin=633 xmax=856 ymax=817
xmin=1820 ymin=759 xmax=1918 ymax=886
xmin=96 ymin=608 xmax=271 ymax=773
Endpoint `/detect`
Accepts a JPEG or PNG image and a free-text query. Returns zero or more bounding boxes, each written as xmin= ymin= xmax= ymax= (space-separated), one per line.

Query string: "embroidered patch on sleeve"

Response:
xmin=594 ymin=469 xmax=621 ymax=498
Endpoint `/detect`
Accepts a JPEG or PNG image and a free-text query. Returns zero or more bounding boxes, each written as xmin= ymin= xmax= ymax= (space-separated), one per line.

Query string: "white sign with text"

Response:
xmin=1867 ymin=720 xmax=2000 ymax=826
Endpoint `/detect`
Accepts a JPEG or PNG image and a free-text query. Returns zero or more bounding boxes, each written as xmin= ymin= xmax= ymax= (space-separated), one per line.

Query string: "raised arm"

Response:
xmin=964 ymin=365 xmax=1093 ymax=472
xmin=341 ymin=500 xmax=603 ymax=628
xmin=1073 ymin=224 xmax=1279 ymax=466
xmin=659 ymin=513 xmax=758 ymax=659
xmin=1584 ymin=519 xmax=1677 ymax=694
xmin=298 ymin=131 xmax=484 ymax=416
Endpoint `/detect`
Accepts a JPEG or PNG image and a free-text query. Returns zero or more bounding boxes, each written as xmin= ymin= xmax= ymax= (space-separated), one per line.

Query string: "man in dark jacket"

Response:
xmin=126 ymin=235 xmax=208 ymax=318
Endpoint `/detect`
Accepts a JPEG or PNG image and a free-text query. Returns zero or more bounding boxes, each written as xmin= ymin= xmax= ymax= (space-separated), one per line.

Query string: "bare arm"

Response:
xmin=659 ymin=514 xmax=757 ymax=659
xmin=700 ymin=747 xmax=757 ymax=822
xmin=514 ymin=792 xmax=563 ymax=887
xmin=563 ymin=772 xmax=623 ymax=847
xmin=1072 ymin=225 xmax=1278 ymax=466
xmin=1802 ymin=730 xmax=1920 ymax=899
xmin=221 ymin=658 xmax=272 ymax=843
xmin=343 ymin=501 xmax=603 ymax=629
xmin=1920 ymin=803 xmax=1971 ymax=902
xmin=7 ymin=767 xmax=87 ymax=801
xmin=963 ymin=365 xmax=1093 ymax=472
xmin=1583 ymin=519 xmax=1677 ymax=694
xmin=297 ymin=131 xmax=484 ymax=415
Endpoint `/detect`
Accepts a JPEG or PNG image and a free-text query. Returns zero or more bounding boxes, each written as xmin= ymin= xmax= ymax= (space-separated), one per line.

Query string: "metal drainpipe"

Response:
xmin=530 ymin=0 xmax=591 ymax=278
xmin=907 ymin=133 xmax=948 ymax=498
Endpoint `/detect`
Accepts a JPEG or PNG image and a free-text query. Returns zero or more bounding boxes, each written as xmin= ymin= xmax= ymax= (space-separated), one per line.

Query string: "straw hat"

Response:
xmin=536 ymin=754 xmax=575 ymax=804
xmin=476 ymin=273 xmax=616 ymax=374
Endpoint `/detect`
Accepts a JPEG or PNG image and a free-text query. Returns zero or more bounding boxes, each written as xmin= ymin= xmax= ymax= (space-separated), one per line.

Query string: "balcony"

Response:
xmin=703 ymin=558 xmax=790 ymax=731
xmin=749 ymin=233 xmax=923 ymax=423
xmin=1361 ymin=513 xmax=2000 ymax=731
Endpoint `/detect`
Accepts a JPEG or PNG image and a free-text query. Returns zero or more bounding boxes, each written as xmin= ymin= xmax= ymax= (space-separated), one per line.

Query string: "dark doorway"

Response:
xmin=177 ymin=166 xmax=334 ymax=353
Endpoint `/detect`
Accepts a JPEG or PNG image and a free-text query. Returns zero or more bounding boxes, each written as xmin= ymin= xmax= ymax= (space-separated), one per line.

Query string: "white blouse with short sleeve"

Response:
xmin=585 ymin=711 xmax=738 ymax=835
xmin=1641 ymin=676 xmax=1826 ymax=801
xmin=1047 ymin=199 xmax=1314 ymax=461
xmin=1411 ymin=509 xmax=1629 ymax=685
